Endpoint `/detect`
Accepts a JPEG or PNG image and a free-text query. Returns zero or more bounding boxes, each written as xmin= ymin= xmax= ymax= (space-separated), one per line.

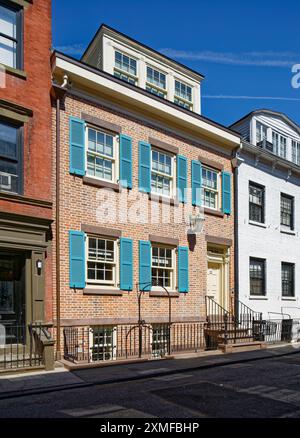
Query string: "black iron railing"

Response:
xmin=63 ymin=322 xmax=206 ymax=364
xmin=0 ymin=323 xmax=51 ymax=371
xmin=260 ymin=319 xmax=300 ymax=344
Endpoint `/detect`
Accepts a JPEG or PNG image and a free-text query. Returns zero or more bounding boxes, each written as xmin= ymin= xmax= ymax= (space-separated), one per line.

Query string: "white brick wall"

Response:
xmin=238 ymin=153 xmax=300 ymax=319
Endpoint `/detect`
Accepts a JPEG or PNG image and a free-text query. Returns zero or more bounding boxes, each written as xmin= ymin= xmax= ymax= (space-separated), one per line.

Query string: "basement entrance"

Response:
xmin=0 ymin=252 xmax=26 ymax=344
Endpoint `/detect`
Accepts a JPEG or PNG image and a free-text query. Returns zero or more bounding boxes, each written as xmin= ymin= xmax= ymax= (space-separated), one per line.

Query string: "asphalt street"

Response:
xmin=1 ymin=348 xmax=300 ymax=418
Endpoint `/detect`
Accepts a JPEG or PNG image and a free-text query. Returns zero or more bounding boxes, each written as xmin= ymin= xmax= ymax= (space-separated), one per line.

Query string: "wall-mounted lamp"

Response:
xmin=36 ymin=259 xmax=43 ymax=275
xmin=188 ymin=213 xmax=205 ymax=235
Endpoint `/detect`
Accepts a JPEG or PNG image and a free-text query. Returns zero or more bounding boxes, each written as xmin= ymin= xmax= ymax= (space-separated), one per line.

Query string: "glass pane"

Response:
xmin=0 ymin=121 xmax=17 ymax=159
xmin=0 ymin=6 xmax=17 ymax=39
xmin=88 ymin=129 xmax=96 ymax=151
xmin=0 ymin=35 xmax=16 ymax=68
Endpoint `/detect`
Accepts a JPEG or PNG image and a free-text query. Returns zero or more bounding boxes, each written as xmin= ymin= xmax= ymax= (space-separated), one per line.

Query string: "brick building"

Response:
xmin=51 ymin=25 xmax=240 ymax=362
xmin=0 ymin=0 xmax=53 ymax=354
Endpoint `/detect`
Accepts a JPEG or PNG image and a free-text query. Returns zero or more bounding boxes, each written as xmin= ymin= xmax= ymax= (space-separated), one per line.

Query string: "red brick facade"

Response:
xmin=52 ymin=92 xmax=235 ymax=334
xmin=0 ymin=0 xmax=53 ymax=323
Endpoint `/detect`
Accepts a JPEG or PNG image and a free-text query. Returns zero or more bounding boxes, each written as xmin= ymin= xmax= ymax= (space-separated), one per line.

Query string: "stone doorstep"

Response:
xmin=218 ymin=341 xmax=267 ymax=354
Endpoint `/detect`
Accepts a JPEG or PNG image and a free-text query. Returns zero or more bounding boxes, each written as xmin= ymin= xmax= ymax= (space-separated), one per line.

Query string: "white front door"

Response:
xmin=207 ymin=262 xmax=222 ymax=306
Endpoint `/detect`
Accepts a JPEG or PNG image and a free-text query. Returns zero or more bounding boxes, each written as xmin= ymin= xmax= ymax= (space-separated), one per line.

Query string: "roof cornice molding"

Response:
xmin=52 ymin=51 xmax=240 ymax=149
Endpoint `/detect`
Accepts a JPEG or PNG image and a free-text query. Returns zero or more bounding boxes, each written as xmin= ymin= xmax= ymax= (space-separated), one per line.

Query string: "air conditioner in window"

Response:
xmin=0 ymin=172 xmax=12 ymax=191
xmin=257 ymin=139 xmax=275 ymax=154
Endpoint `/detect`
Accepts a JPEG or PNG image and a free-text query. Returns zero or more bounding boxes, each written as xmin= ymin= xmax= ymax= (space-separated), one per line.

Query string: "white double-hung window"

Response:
xmin=202 ymin=167 xmax=220 ymax=210
xmin=151 ymin=149 xmax=175 ymax=198
xmin=86 ymin=126 xmax=117 ymax=182
xmin=114 ymin=50 xmax=137 ymax=85
xmin=292 ymin=140 xmax=300 ymax=165
xmin=174 ymin=80 xmax=193 ymax=110
xmin=256 ymin=122 xmax=268 ymax=145
xmin=272 ymin=131 xmax=287 ymax=158
xmin=151 ymin=246 xmax=175 ymax=290
xmin=87 ymin=236 xmax=118 ymax=287
xmin=146 ymin=66 xmax=167 ymax=98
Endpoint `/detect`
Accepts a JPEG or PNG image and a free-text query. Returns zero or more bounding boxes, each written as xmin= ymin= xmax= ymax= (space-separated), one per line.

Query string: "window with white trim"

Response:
xmin=174 ymin=80 xmax=193 ymax=110
xmin=151 ymin=149 xmax=175 ymax=197
xmin=87 ymin=236 xmax=118 ymax=287
xmin=202 ymin=167 xmax=220 ymax=210
xmin=272 ymin=131 xmax=287 ymax=158
xmin=90 ymin=326 xmax=116 ymax=361
xmin=146 ymin=66 xmax=167 ymax=98
xmin=256 ymin=122 xmax=268 ymax=145
xmin=114 ymin=50 xmax=137 ymax=85
xmin=86 ymin=126 xmax=117 ymax=182
xmin=152 ymin=324 xmax=170 ymax=358
xmin=292 ymin=140 xmax=300 ymax=165
xmin=151 ymin=246 xmax=175 ymax=289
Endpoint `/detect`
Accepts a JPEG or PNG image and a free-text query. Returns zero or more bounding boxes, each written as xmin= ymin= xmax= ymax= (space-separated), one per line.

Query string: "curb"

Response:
xmin=0 ymin=347 xmax=298 ymax=401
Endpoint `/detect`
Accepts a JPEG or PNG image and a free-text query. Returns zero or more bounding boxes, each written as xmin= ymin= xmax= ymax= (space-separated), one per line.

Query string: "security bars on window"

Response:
xmin=281 ymin=194 xmax=294 ymax=230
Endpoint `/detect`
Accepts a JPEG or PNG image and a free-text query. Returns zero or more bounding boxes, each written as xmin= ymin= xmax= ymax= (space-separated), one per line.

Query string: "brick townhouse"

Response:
xmin=0 ymin=0 xmax=53 ymax=368
xmin=51 ymin=25 xmax=240 ymax=363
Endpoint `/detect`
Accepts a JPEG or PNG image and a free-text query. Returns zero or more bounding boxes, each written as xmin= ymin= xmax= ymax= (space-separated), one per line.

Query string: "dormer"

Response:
xmin=231 ymin=109 xmax=300 ymax=165
xmin=81 ymin=24 xmax=204 ymax=114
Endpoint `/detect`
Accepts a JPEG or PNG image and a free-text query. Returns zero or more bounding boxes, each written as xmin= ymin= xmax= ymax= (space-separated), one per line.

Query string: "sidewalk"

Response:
xmin=0 ymin=343 xmax=299 ymax=400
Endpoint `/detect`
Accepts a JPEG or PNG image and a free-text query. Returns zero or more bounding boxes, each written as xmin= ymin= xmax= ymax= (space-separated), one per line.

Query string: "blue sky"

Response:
xmin=52 ymin=0 xmax=300 ymax=128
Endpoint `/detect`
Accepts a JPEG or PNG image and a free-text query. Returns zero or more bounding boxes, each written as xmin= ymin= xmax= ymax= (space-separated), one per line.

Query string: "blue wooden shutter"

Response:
xmin=119 ymin=134 xmax=132 ymax=189
xmin=69 ymin=117 xmax=85 ymax=176
xmin=177 ymin=155 xmax=187 ymax=203
xmin=222 ymin=171 xmax=232 ymax=214
xmin=138 ymin=141 xmax=151 ymax=193
xmin=69 ymin=231 xmax=86 ymax=289
xmin=178 ymin=246 xmax=189 ymax=293
xmin=192 ymin=160 xmax=202 ymax=207
xmin=120 ymin=238 xmax=133 ymax=291
xmin=139 ymin=240 xmax=151 ymax=291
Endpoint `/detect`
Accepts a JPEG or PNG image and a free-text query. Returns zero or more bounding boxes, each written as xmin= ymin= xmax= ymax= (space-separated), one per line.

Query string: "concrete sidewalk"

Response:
xmin=0 ymin=343 xmax=299 ymax=400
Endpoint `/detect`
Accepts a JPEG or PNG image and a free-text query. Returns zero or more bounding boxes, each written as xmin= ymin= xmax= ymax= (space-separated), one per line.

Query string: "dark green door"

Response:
xmin=0 ymin=252 xmax=26 ymax=344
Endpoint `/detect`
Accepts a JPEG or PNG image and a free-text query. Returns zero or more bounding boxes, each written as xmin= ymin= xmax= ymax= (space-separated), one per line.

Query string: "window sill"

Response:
xmin=82 ymin=176 xmax=121 ymax=192
xmin=249 ymin=296 xmax=268 ymax=300
xmin=83 ymin=288 xmax=123 ymax=296
xmin=280 ymin=229 xmax=296 ymax=236
xmin=149 ymin=290 xmax=180 ymax=298
xmin=249 ymin=220 xmax=267 ymax=228
xmin=204 ymin=207 xmax=224 ymax=218
xmin=1 ymin=64 xmax=27 ymax=80
xmin=148 ymin=193 xmax=179 ymax=206
xmin=281 ymin=297 xmax=297 ymax=301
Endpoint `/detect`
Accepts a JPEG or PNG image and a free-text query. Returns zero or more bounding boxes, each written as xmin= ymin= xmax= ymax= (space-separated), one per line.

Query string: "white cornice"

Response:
xmin=52 ymin=54 xmax=240 ymax=150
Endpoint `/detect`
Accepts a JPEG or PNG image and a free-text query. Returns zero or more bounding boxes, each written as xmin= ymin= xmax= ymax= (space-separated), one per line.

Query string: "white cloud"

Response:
xmin=54 ymin=44 xmax=86 ymax=56
xmin=203 ymin=95 xmax=300 ymax=101
xmin=159 ymin=49 xmax=300 ymax=67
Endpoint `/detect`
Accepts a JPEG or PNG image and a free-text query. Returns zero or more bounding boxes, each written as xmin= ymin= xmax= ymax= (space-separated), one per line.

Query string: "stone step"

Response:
xmin=218 ymin=341 xmax=267 ymax=354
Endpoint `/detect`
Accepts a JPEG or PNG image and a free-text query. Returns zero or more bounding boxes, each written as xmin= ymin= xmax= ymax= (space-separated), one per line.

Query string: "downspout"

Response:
xmin=51 ymin=78 xmax=68 ymax=360
xmin=231 ymin=143 xmax=242 ymax=318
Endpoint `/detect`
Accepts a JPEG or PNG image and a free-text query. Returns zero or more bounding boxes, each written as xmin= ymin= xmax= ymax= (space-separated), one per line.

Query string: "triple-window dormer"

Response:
xmin=111 ymin=47 xmax=198 ymax=112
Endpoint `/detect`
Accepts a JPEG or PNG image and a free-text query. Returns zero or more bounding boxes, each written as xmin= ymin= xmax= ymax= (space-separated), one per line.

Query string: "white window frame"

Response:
xmin=114 ymin=50 xmax=138 ymax=85
xmin=272 ymin=131 xmax=287 ymax=158
xmin=89 ymin=326 xmax=117 ymax=362
xmin=202 ymin=166 xmax=221 ymax=211
xmin=256 ymin=122 xmax=268 ymax=144
xmin=151 ymin=324 xmax=170 ymax=358
xmin=150 ymin=148 xmax=176 ymax=199
xmin=86 ymin=235 xmax=119 ymax=288
xmin=174 ymin=79 xmax=193 ymax=110
xmin=292 ymin=140 xmax=300 ymax=165
xmin=151 ymin=245 xmax=176 ymax=292
xmin=146 ymin=65 xmax=167 ymax=98
xmin=85 ymin=125 xmax=119 ymax=184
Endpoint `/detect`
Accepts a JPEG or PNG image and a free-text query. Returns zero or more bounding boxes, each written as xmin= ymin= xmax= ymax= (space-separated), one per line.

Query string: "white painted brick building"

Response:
xmin=232 ymin=109 xmax=300 ymax=320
